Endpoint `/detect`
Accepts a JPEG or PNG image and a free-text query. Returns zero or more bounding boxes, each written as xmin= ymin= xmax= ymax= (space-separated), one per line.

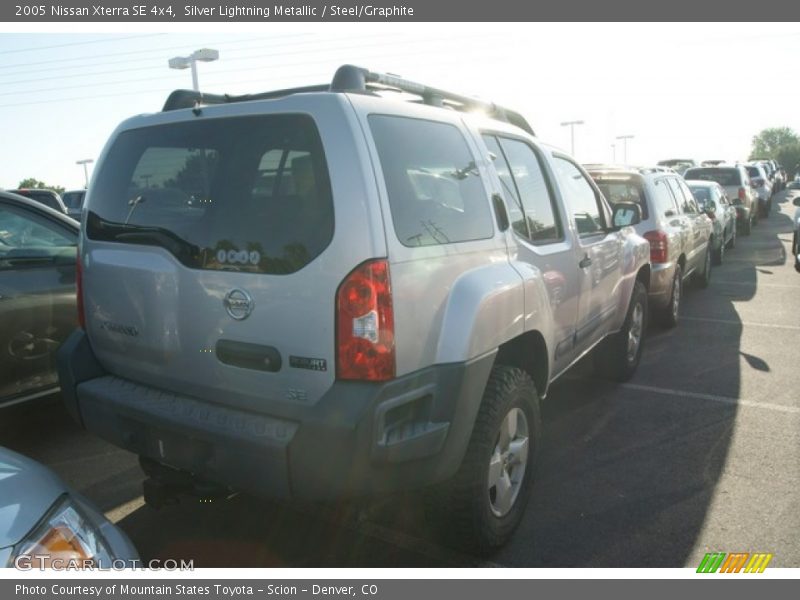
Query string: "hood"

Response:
xmin=0 ymin=447 xmax=64 ymax=549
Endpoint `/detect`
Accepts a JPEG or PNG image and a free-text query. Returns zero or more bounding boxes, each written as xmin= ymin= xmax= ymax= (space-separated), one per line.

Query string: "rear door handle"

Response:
xmin=579 ymin=255 xmax=592 ymax=269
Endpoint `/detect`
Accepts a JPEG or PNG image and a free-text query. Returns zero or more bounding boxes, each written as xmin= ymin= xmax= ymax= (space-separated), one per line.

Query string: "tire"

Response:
xmin=696 ymin=245 xmax=712 ymax=289
xmin=726 ymin=224 xmax=736 ymax=250
xmin=742 ymin=216 xmax=752 ymax=236
xmin=426 ymin=365 xmax=541 ymax=556
xmin=594 ymin=280 xmax=648 ymax=382
xmin=712 ymin=236 xmax=723 ymax=265
xmin=658 ymin=264 xmax=682 ymax=329
xmin=792 ymin=231 xmax=798 ymax=257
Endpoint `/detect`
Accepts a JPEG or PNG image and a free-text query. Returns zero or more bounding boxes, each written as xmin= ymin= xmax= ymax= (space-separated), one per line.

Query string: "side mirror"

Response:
xmin=611 ymin=202 xmax=641 ymax=228
xmin=793 ymin=197 xmax=800 ymax=207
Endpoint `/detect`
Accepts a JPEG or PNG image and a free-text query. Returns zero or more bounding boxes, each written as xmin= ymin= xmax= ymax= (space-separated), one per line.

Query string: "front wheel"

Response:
xmin=658 ymin=264 xmax=682 ymax=329
xmin=426 ymin=365 xmax=541 ymax=555
xmin=595 ymin=280 xmax=648 ymax=381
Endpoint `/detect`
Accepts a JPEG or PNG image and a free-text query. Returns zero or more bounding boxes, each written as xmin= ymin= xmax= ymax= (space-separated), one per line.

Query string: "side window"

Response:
xmin=485 ymin=135 xmax=562 ymax=244
xmin=369 ymin=115 xmax=494 ymax=247
xmin=552 ymin=157 xmax=604 ymax=236
xmin=482 ymin=135 xmax=529 ymax=239
xmin=0 ymin=205 xmax=77 ymax=268
xmin=676 ymin=178 xmax=701 ymax=214
xmin=652 ymin=179 xmax=680 ymax=216
xmin=667 ymin=177 xmax=695 ymax=214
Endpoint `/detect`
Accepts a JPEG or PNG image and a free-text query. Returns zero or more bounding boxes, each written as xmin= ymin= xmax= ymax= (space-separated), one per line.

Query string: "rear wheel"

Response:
xmin=726 ymin=223 xmax=736 ymax=249
xmin=594 ymin=280 xmax=647 ymax=382
xmin=426 ymin=365 xmax=541 ymax=555
xmin=696 ymin=245 xmax=712 ymax=289
xmin=742 ymin=216 xmax=752 ymax=236
xmin=712 ymin=236 xmax=724 ymax=265
xmin=658 ymin=265 xmax=682 ymax=328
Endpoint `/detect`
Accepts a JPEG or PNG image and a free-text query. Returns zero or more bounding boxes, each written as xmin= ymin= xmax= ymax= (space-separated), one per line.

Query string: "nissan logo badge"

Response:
xmin=223 ymin=288 xmax=254 ymax=320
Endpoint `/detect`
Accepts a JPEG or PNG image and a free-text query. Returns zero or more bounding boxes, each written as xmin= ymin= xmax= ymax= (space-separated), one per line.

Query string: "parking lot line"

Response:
xmin=681 ymin=316 xmax=800 ymax=331
xmin=616 ymin=382 xmax=800 ymax=415
xmin=105 ymin=496 xmax=146 ymax=523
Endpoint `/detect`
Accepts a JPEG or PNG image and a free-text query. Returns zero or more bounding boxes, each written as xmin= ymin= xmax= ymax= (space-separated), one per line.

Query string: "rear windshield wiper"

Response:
xmin=87 ymin=212 xmax=201 ymax=261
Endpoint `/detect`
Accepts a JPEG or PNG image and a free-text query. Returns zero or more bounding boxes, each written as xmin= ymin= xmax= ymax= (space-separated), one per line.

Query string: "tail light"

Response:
xmin=643 ymin=230 xmax=669 ymax=264
xmin=336 ymin=259 xmax=395 ymax=381
xmin=76 ymin=253 xmax=85 ymax=329
xmin=738 ymin=187 xmax=747 ymax=202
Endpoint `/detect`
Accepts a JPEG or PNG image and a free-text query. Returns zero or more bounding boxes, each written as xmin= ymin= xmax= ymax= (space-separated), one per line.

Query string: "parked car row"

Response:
xmin=0 ymin=188 xmax=87 ymax=220
xmin=0 ymin=66 xmax=785 ymax=558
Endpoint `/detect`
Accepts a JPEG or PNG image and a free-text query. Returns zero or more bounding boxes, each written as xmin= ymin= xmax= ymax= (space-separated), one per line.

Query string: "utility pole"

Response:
xmin=615 ymin=135 xmax=635 ymax=163
xmin=560 ymin=120 xmax=585 ymax=156
xmin=76 ymin=159 xmax=93 ymax=188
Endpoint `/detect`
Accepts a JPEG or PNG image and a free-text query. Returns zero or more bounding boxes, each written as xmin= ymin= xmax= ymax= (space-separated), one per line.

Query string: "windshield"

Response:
xmin=591 ymin=176 xmax=648 ymax=220
xmin=689 ymin=186 xmax=711 ymax=209
xmin=87 ymin=114 xmax=334 ymax=275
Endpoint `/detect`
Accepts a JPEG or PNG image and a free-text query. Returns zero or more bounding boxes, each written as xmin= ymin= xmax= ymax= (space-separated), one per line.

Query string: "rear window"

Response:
xmin=590 ymin=176 xmax=648 ymax=220
xmin=15 ymin=190 xmax=60 ymax=211
xmin=745 ymin=166 xmax=761 ymax=178
xmin=683 ymin=168 xmax=742 ymax=187
xmin=62 ymin=191 xmax=85 ymax=210
xmin=368 ymin=115 xmax=494 ymax=247
xmin=689 ymin=186 xmax=711 ymax=209
xmin=87 ymin=114 xmax=334 ymax=275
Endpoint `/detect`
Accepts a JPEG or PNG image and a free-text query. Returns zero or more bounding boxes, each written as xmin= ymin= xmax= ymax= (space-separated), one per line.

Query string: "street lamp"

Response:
xmin=560 ymin=120 xmax=585 ymax=156
xmin=168 ymin=48 xmax=219 ymax=91
xmin=76 ymin=159 xmax=93 ymax=189
xmin=615 ymin=135 xmax=635 ymax=164
xmin=610 ymin=144 xmax=616 ymax=162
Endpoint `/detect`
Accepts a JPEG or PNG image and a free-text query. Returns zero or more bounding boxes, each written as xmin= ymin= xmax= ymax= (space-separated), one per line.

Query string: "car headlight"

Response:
xmin=8 ymin=495 xmax=113 ymax=569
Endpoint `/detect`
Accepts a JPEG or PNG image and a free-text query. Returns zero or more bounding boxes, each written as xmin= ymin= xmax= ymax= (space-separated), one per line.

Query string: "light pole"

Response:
xmin=611 ymin=144 xmax=616 ymax=162
xmin=168 ymin=48 xmax=219 ymax=91
xmin=615 ymin=135 xmax=635 ymax=163
xmin=560 ymin=120 xmax=585 ymax=156
xmin=76 ymin=159 xmax=93 ymax=189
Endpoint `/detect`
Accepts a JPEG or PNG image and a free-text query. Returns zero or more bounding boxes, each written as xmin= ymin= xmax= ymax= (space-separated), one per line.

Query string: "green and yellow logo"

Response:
xmin=697 ymin=552 xmax=773 ymax=573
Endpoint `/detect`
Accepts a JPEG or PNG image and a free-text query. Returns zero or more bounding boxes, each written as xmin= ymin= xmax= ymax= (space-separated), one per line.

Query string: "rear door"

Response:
xmin=82 ymin=101 xmax=380 ymax=412
xmin=667 ymin=177 xmax=706 ymax=273
xmin=481 ymin=133 xmax=579 ymax=374
xmin=550 ymin=155 xmax=622 ymax=352
xmin=0 ymin=201 xmax=77 ymax=403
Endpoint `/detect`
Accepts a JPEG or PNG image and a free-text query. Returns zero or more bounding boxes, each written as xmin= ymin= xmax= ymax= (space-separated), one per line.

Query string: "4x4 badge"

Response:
xmin=223 ymin=288 xmax=254 ymax=320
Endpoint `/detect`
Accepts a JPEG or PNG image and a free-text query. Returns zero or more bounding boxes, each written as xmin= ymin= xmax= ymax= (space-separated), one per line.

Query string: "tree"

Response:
xmin=750 ymin=127 xmax=800 ymax=159
xmin=17 ymin=177 xmax=65 ymax=196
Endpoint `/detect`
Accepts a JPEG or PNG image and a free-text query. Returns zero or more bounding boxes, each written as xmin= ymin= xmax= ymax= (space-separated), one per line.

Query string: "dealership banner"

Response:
xmin=3 ymin=0 xmax=800 ymax=22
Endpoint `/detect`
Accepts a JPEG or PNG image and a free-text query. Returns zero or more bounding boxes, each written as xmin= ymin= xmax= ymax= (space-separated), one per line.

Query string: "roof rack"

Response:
xmin=162 ymin=64 xmax=535 ymax=136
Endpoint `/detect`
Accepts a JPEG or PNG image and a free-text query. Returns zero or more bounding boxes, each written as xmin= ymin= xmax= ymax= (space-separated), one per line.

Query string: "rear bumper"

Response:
xmin=57 ymin=330 xmax=494 ymax=501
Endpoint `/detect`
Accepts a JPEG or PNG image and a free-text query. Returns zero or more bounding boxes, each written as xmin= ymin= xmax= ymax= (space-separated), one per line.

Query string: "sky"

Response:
xmin=1 ymin=23 xmax=799 ymax=190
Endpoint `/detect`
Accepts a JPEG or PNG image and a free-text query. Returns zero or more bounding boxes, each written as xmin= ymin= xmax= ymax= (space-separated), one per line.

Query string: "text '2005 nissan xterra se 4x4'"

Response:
xmin=58 ymin=65 xmax=651 ymax=553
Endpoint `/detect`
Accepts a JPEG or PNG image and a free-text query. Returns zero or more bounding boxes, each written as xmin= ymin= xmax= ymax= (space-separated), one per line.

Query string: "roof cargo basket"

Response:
xmin=162 ymin=64 xmax=535 ymax=136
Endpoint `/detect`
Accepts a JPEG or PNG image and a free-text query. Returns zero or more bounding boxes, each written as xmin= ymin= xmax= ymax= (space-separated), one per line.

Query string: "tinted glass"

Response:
xmin=553 ymin=158 xmax=603 ymax=235
xmin=746 ymin=166 xmax=761 ymax=178
xmin=667 ymin=177 xmax=695 ymax=213
xmin=591 ymin=175 xmax=648 ymax=220
xmin=0 ymin=204 xmax=76 ymax=267
xmin=62 ymin=191 xmax=85 ymax=210
xmin=684 ymin=168 xmax=742 ymax=187
xmin=370 ymin=116 xmax=493 ymax=247
xmin=689 ymin=186 xmax=711 ymax=208
xmin=496 ymin=137 xmax=561 ymax=243
xmin=15 ymin=190 xmax=60 ymax=211
xmin=87 ymin=115 xmax=334 ymax=275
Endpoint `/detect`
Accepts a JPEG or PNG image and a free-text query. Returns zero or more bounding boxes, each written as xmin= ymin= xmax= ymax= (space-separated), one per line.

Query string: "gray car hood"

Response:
xmin=0 ymin=447 xmax=63 ymax=549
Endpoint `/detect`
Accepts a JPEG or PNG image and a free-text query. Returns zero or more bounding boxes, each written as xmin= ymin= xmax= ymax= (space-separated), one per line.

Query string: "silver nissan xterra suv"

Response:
xmin=58 ymin=65 xmax=651 ymax=553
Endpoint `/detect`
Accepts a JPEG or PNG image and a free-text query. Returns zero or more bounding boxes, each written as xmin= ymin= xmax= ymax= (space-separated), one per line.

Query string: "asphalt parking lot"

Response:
xmin=2 ymin=190 xmax=798 ymax=568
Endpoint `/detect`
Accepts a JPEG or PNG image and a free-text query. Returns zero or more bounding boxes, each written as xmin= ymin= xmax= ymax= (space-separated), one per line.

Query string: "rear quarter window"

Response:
xmin=368 ymin=115 xmax=494 ymax=247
